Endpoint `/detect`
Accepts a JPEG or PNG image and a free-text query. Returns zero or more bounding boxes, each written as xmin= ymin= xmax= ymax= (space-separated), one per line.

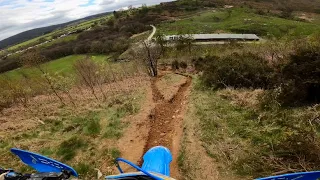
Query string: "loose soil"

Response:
xmin=119 ymin=72 xmax=191 ymax=179
xmin=143 ymin=73 xmax=192 ymax=179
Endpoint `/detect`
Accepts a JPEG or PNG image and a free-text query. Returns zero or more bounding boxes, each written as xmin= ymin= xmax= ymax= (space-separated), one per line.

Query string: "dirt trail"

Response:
xmin=141 ymin=73 xmax=192 ymax=179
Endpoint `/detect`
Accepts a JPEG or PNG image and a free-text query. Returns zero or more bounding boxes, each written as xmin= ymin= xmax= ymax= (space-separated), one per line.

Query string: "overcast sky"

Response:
xmin=0 ymin=0 xmax=174 ymax=41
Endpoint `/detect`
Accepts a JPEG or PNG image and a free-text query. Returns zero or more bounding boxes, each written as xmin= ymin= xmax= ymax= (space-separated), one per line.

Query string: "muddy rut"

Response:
xmin=141 ymin=74 xmax=192 ymax=179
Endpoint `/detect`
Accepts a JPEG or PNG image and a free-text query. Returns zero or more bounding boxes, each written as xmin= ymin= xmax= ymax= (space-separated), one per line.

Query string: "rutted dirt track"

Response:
xmin=142 ymin=73 xmax=192 ymax=179
xmin=116 ymin=72 xmax=192 ymax=179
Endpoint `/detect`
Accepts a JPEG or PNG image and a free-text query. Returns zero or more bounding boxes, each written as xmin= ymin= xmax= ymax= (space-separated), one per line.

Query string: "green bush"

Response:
xmin=201 ymin=52 xmax=274 ymax=89
xmin=276 ymin=42 xmax=320 ymax=105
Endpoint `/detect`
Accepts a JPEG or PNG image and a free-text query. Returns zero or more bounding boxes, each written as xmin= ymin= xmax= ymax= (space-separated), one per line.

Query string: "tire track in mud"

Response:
xmin=141 ymin=74 xmax=192 ymax=179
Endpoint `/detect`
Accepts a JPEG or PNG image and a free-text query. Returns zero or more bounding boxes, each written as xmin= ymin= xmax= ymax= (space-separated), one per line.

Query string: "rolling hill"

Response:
xmin=0 ymin=11 xmax=112 ymax=50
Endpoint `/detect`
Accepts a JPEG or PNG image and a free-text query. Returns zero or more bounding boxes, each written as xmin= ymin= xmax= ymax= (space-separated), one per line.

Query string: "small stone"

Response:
xmin=160 ymin=133 xmax=166 ymax=136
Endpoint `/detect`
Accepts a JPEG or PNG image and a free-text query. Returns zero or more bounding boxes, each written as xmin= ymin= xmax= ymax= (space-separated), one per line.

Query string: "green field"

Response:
xmin=1 ymin=55 xmax=109 ymax=79
xmin=158 ymin=7 xmax=320 ymax=38
xmin=7 ymin=35 xmax=52 ymax=51
xmin=40 ymin=34 xmax=78 ymax=48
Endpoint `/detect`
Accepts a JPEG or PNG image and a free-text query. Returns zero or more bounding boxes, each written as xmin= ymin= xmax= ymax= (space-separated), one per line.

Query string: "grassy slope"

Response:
xmin=0 ymin=88 xmax=146 ymax=179
xmin=39 ymin=34 xmax=78 ymax=48
xmin=1 ymin=55 xmax=109 ymax=79
xmin=7 ymin=35 xmax=52 ymax=51
xmin=158 ymin=7 xmax=320 ymax=38
xmin=185 ymin=78 xmax=320 ymax=179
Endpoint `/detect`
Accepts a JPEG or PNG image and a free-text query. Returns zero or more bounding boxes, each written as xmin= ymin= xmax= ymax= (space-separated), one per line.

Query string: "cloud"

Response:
xmin=0 ymin=0 xmax=174 ymax=41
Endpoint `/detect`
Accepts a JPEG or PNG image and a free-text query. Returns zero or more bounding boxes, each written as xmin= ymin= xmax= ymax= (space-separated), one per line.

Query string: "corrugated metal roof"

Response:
xmin=165 ymin=34 xmax=260 ymax=40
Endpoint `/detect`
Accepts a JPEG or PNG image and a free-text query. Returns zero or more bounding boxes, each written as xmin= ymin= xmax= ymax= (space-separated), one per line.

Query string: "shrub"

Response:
xmin=263 ymin=41 xmax=320 ymax=106
xmin=179 ymin=61 xmax=188 ymax=69
xmin=201 ymin=52 xmax=274 ymax=89
xmin=279 ymin=42 xmax=320 ymax=105
xmin=171 ymin=60 xmax=179 ymax=70
xmin=192 ymin=56 xmax=212 ymax=71
xmin=73 ymin=43 xmax=89 ymax=54
xmin=90 ymin=41 xmax=104 ymax=54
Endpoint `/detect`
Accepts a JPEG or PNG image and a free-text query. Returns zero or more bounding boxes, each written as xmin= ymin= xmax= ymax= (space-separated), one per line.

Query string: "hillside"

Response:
xmin=0 ymin=0 xmax=320 ymax=180
xmin=0 ymin=11 xmax=112 ymax=50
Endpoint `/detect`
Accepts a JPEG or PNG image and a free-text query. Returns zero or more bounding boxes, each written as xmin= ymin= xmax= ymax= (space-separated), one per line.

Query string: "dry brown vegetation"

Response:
xmin=0 ymin=53 xmax=153 ymax=179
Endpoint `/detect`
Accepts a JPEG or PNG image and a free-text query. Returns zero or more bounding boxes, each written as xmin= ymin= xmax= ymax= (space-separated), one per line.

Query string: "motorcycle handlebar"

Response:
xmin=1 ymin=170 xmax=72 ymax=180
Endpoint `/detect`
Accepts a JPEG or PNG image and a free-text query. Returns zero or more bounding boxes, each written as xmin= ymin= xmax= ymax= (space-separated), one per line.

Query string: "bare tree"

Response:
xmin=143 ymin=41 xmax=161 ymax=77
xmin=155 ymin=33 xmax=167 ymax=56
xmin=20 ymin=50 xmax=65 ymax=105
xmin=175 ymin=34 xmax=194 ymax=55
xmin=73 ymin=57 xmax=99 ymax=100
xmin=130 ymin=41 xmax=161 ymax=77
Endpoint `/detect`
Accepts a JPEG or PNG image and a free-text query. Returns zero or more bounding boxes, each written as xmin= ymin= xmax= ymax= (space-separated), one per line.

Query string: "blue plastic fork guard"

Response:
xmin=256 ymin=171 xmax=320 ymax=180
xmin=113 ymin=146 xmax=172 ymax=180
xmin=10 ymin=148 xmax=78 ymax=177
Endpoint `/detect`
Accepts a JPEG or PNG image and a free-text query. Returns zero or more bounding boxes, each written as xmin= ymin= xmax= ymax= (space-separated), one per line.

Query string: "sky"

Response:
xmin=0 ymin=0 xmax=174 ymax=41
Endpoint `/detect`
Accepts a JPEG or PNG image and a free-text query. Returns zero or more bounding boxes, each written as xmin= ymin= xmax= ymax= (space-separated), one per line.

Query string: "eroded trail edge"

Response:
xmin=142 ymin=74 xmax=192 ymax=179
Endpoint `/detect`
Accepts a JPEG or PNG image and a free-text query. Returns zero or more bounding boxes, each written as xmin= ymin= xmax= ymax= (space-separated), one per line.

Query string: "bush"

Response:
xmin=179 ymin=61 xmax=188 ymax=69
xmin=73 ymin=43 xmax=89 ymax=54
xmin=201 ymin=52 xmax=274 ymax=89
xmin=281 ymin=43 xmax=320 ymax=104
xmin=171 ymin=60 xmax=179 ymax=70
xmin=90 ymin=41 xmax=104 ymax=54
xmin=264 ymin=41 xmax=320 ymax=106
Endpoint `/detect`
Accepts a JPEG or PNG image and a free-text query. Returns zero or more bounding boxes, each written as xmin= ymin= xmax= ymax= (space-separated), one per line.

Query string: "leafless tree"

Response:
xmin=20 ymin=50 xmax=65 ymax=105
xmin=138 ymin=41 xmax=161 ymax=77
xmin=73 ymin=57 xmax=99 ymax=100
xmin=155 ymin=33 xmax=167 ymax=56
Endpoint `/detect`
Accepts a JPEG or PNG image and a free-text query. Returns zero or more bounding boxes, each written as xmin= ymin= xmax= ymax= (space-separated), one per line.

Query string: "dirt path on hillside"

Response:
xmin=117 ymin=73 xmax=192 ymax=179
xmin=142 ymin=73 xmax=192 ymax=179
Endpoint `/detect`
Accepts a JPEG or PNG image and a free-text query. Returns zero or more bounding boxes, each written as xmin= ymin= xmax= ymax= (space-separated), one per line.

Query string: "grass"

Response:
xmin=190 ymin=78 xmax=320 ymax=178
xmin=158 ymin=7 xmax=320 ymax=38
xmin=0 ymin=86 xmax=145 ymax=176
xmin=163 ymin=73 xmax=184 ymax=84
xmin=57 ymin=136 xmax=88 ymax=161
xmin=130 ymin=31 xmax=151 ymax=43
xmin=84 ymin=117 xmax=101 ymax=136
xmin=1 ymin=54 xmax=109 ymax=79
xmin=103 ymin=147 xmax=121 ymax=162
xmin=104 ymin=114 xmax=125 ymax=139
xmin=40 ymin=148 xmax=55 ymax=156
xmin=7 ymin=34 xmax=52 ymax=51
xmin=70 ymin=111 xmax=102 ymax=136
xmin=74 ymin=162 xmax=95 ymax=178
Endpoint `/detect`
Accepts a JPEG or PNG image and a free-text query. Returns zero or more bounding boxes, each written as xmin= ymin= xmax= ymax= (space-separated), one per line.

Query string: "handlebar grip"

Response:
xmin=3 ymin=170 xmax=71 ymax=180
xmin=4 ymin=171 xmax=29 ymax=180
